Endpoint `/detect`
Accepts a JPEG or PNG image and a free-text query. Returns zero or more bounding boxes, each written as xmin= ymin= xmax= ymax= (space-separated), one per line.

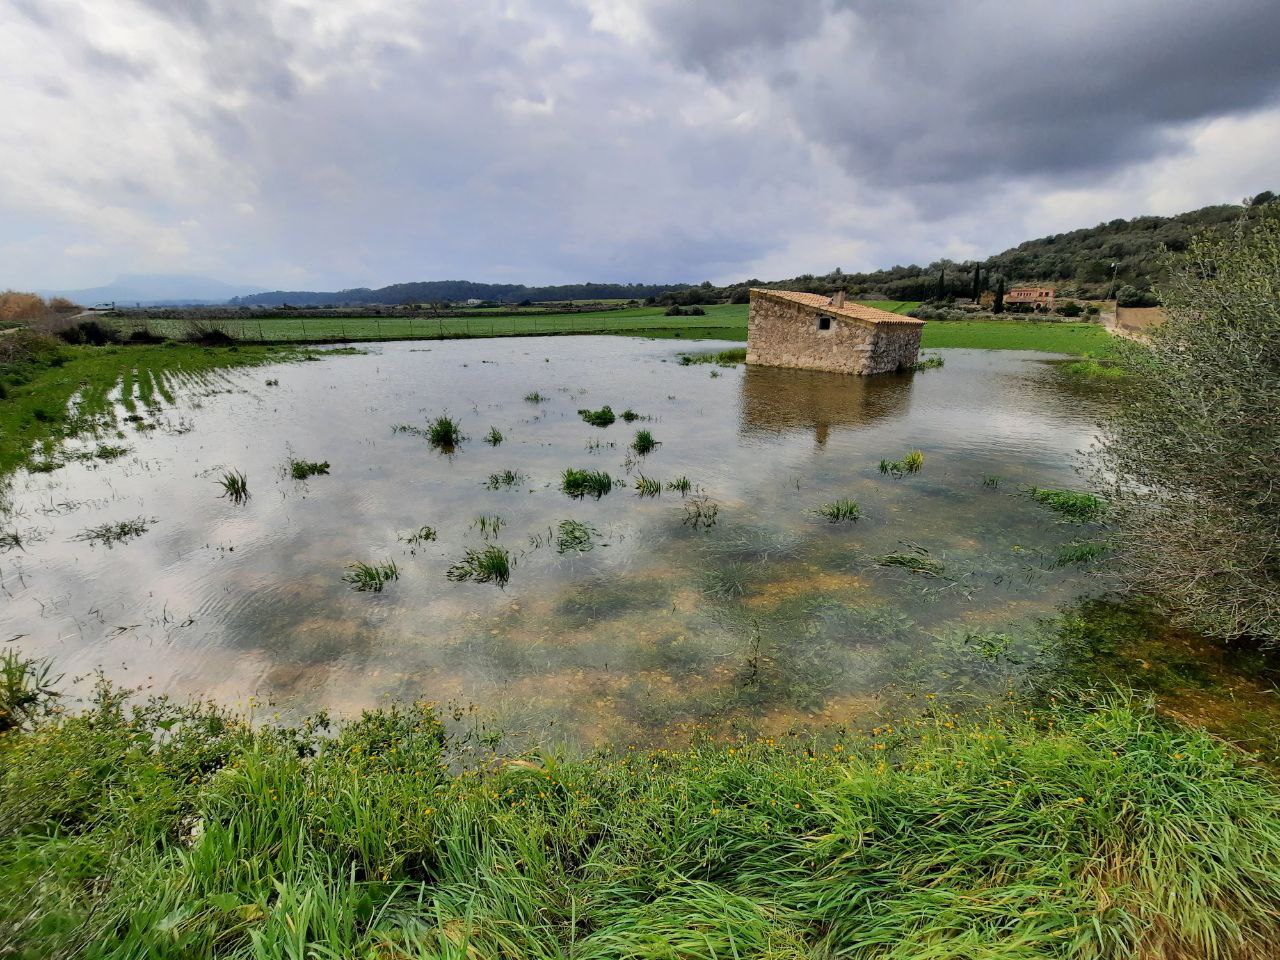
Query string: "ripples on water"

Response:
xmin=0 ymin=338 xmax=1109 ymax=746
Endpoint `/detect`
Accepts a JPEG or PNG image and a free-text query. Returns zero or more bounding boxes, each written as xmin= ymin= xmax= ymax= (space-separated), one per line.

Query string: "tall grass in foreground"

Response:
xmin=2 ymin=658 xmax=1279 ymax=959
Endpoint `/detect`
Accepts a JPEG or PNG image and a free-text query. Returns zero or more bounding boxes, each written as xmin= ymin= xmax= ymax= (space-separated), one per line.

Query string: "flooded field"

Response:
xmin=1 ymin=337 xmax=1112 ymax=746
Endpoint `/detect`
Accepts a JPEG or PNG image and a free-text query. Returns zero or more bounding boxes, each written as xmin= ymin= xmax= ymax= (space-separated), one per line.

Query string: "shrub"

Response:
xmin=1095 ymin=212 xmax=1280 ymax=644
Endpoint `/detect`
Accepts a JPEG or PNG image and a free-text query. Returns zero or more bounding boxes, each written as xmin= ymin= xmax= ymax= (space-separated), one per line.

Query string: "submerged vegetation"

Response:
xmin=633 ymin=473 xmax=661 ymax=497
xmin=484 ymin=426 xmax=504 ymax=445
xmin=553 ymin=518 xmax=598 ymax=553
xmin=2 ymin=655 xmax=1279 ymax=959
xmin=446 ymin=544 xmax=512 ymax=586
xmin=561 ymin=467 xmax=613 ymax=499
xmin=1025 ymin=486 xmax=1108 ymax=522
xmin=341 ymin=559 xmax=399 ymax=592
xmin=485 ymin=469 xmax=524 ymax=489
xmin=879 ymin=450 xmax=925 ymax=477
xmin=71 ymin=516 xmax=155 ymax=547
xmin=578 ymin=405 xmax=616 ymax=427
xmin=397 ymin=526 xmax=437 ymax=551
xmin=679 ymin=347 xmax=747 ymax=366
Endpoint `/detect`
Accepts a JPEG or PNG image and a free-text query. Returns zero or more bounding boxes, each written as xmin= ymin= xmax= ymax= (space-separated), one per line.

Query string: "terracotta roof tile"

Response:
xmin=749 ymin=289 xmax=924 ymax=326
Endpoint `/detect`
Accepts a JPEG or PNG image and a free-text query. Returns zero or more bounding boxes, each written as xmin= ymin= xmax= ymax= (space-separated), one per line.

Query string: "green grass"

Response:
xmin=426 ymin=415 xmax=464 ymax=450
xmin=446 ymin=544 xmax=512 ymax=586
xmin=814 ymin=498 xmax=861 ymax=522
xmin=863 ymin=299 xmax=922 ymax=314
xmin=485 ymin=469 xmax=524 ymax=490
xmin=553 ymin=519 xmax=599 ymax=553
xmin=70 ymin=516 xmax=156 ymax=547
xmin=287 ymin=458 xmax=330 ymax=480
xmin=341 ymin=559 xmax=399 ymax=592
xmin=102 ymin=303 xmax=750 ymax=344
xmin=666 ymin=475 xmax=692 ymax=495
xmin=633 ymin=474 xmax=661 ymax=497
xmin=561 ymin=468 xmax=613 ymax=499
xmin=578 ymin=405 xmax=616 ymax=427
xmin=484 ymin=426 xmax=504 ymax=445
xmin=919 ymin=320 xmax=1117 ymax=356
xmin=0 ymin=338 xmax=289 ymax=476
xmin=3 ymin=656 xmax=1279 ymax=959
xmin=678 ymin=347 xmax=747 ymax=366
xmin=631 ymin=429 xmax=658 ymax=455
xmin=879 ymin=450 xmax=925 ymax=477
xmin=216 ymin=469 xmax=249 ymax=503
xmin=397 ymin=526 xmax=437 ymax=550
xmin=1025 ymin=486 xmax=1109 ymax=522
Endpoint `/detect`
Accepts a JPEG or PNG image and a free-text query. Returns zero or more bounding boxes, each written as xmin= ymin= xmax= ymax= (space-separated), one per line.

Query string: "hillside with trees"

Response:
xmin=230 ymin=280 xmax=688 ymax=308
xmin=697 ymin=193 xmax=1277 ymax=308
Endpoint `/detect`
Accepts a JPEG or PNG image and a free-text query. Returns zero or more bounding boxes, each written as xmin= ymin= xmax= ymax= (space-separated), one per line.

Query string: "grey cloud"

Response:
xmin=643 ymin=0 xmax=1280 ymax=193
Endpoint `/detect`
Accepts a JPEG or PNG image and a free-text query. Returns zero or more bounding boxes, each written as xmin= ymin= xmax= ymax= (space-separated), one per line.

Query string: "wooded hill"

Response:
xmin=703 ymin=193 xmax=1276 ymax=306
xmin=230 ymin=280 xmax=687 ymax=308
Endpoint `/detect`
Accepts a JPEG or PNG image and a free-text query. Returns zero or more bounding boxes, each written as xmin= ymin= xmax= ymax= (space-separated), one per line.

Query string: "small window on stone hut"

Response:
xmin=817 ymin=314 xmax=833 ymax=331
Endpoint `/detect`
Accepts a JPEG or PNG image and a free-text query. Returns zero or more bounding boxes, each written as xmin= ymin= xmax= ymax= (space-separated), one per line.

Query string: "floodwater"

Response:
xmin=0 ymin=337 xmax=1111 ymax=746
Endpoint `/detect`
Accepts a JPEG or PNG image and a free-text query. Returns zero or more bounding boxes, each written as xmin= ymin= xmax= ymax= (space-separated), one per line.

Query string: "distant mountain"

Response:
xmin=230 ymin=280 xmax=690 ymax=307
xmin=41 ymin=274 xmax=263 ymax=306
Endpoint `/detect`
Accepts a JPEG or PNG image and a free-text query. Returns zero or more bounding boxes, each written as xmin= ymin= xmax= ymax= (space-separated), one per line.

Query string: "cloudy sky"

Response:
xmin=3 ymin=0 xmax=1279 ymax=293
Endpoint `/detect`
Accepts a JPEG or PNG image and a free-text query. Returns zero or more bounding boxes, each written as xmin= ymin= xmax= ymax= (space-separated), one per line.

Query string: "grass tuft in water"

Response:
xmin=879 ymin=450 xmax=925 ymax=478
xmin=666 ymin=475 xmax=692 ymax=495
xmin=914 ymin=353 xmax=945 ymax=370
xmin=621 ymin=408 xmax=643 ymax=422
xmin=288 ymin=458 xmax=330 ymax=480
xmin=983 ymin=475 xmax=1002 ymax=488
xmin=562 ymin=468 xmax=612 ymax=499
xmin=523 ymin=391 xmax=548 ymax=403
xmin=72 ymin=517 xmax=156 ymax=547
xmin=447 ymin=544 xmax=512 ymax=586
xmin=634 ymin=474 xmax=662 ymax=497
xmin=1024 ymin=486 xmax=1108 ymax=522
xmin=554 ymin=519 xmax=599 ymax=553
xmin=815 ymin=498 xmax=861 ymax=522
xmin=683 ymin=494 xmax=719 ymax=529
xmin=342 ymin=559 xmax=399 ymax=592
xmin=484 ymin=426 xmax=504 ymax=445
xmin=217 ymin=470 xmax=250 ymax=503
xmin=485 ymin=470 xmax=524 ymax=489
xmin=427 ymin=415 xmax=464 ymax=450
xmin=578 ymin=405 xmax=616 ymax=427
xmin=631 ymin=429 xmax=659 ymax=455
xmin=396 ymin=529 xmax=437 ymax=552
xmin=679 ymin=348 xmax=747 ymax=366
xmin=876 ymin=544 xmax=945 ymax=577
xmin=471 ymin=515 xmax=504 ymax=539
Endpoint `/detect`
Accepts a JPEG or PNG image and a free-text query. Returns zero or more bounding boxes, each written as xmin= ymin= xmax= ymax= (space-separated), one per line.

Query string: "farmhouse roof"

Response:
xmin=750 ymin=289 xmax=924 ymax=325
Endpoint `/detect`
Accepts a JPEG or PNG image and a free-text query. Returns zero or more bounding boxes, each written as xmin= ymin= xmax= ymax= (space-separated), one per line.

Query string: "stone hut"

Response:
xmin=747 ymin=289 xmax=924 ymax=375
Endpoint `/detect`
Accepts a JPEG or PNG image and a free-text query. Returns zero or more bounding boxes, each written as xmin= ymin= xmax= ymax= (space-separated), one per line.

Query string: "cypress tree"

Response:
xmin=936 ymin=267 xmax=945 ymax=300
xmin=971 ymin=263 xmax=982 ymax=301
xmin=993 ymin=276 xmax=1005 ymax=314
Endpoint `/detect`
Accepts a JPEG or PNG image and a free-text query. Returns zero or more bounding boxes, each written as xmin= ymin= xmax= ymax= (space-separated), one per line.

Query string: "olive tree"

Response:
xmin=1095 ymin=212 xmax=1280 ymax=645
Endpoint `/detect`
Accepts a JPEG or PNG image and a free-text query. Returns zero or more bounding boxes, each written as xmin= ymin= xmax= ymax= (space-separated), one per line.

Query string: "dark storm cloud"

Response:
xmin=642 ymin=0 xmax=1280 ymax=190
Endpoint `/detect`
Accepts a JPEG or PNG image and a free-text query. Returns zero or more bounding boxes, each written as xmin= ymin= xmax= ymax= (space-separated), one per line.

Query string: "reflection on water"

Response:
xmin=0 ymin=337 xmax=1108 ymax=746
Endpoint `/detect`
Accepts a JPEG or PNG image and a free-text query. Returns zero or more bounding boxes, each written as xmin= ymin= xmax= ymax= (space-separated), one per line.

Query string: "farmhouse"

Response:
xmin=747 ymin=289 xmax=924 ymax=375
xmin=1005 ymin=286 xmax=1055 ymax=309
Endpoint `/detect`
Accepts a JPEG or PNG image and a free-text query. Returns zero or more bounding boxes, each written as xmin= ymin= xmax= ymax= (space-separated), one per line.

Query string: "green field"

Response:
xmin=864 ymin=299 xmax=922 ymax=314
xmin=920 ymin=320 xmax=1118 ymax=356
xmin=0 ymin=336 xmax=290 ymax=475
xmin=108 ymin=303 xmax=750 ymax=343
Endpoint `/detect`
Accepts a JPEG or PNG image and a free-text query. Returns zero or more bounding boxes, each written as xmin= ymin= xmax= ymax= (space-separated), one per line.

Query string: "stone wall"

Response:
xmin=746 ymin=291 xmax=922 ymax=375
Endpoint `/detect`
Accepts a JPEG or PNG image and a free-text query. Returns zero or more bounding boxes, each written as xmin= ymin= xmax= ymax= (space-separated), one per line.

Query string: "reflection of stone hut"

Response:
xmin=747 ymin=289 xmax=924 ymax=375
xmin=737 ymin=362 xmax=911 ymax=446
